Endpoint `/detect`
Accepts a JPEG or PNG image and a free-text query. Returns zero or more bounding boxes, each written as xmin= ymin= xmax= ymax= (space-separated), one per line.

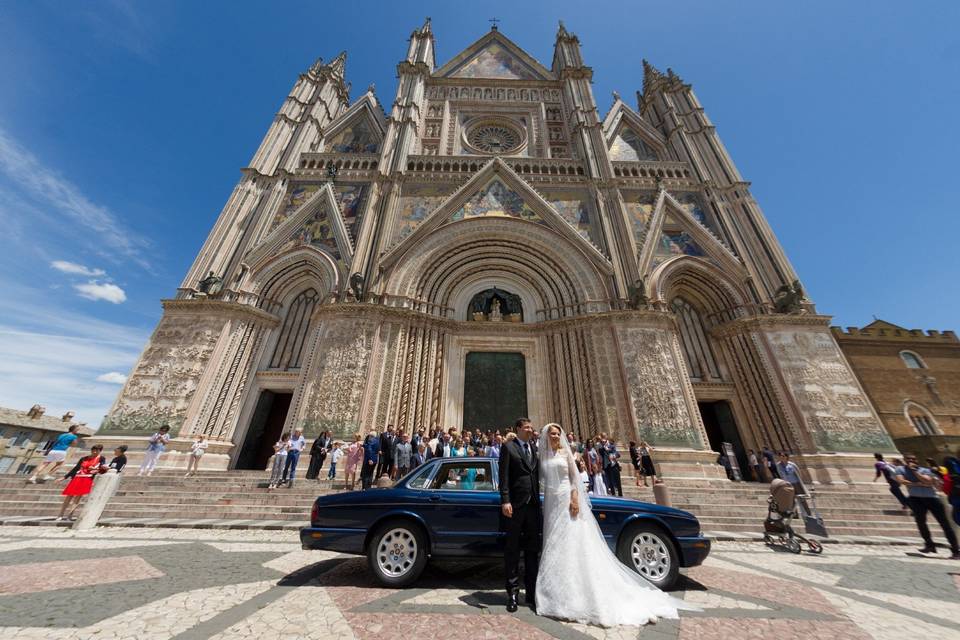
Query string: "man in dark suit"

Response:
xmin=375 ymin=424 xmax=396 ymax=478
xmin=601 ymin=434 xmax=623 ymax=496
xmin=498 ymin=418 xmax=541 ymax=613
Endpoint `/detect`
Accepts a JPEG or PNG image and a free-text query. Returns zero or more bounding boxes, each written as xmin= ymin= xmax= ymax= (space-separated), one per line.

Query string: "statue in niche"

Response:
xmin=773 ymin=280 xmax=806 ymax=314
xmin=627 ymin=279 xmax=647 ymax=310
xmin=467 ymin=287 xmax=522 ymax=322
xmin=349 ymin=272 xmax=365 ymax=302
xmin=490 ymin=298 xmax=502 ymax=321
xmin=197 ymin=271 xmax=223 ymax=297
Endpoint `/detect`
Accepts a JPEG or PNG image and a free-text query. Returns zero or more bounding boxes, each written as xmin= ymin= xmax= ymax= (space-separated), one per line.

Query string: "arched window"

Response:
xmin=269 ymin=288 xmax=320 ymax=370
xmin=670 ymin=297 xmax=722 ymax=381
xmin=899 ymin=350 xmax=925 ymax=369
xmin=904 ymin=402 xmax=939 ymax=436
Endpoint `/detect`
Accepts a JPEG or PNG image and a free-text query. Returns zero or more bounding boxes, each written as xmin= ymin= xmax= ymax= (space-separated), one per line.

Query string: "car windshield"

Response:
xmin=404 ymin=464 xmax=434 ymax=489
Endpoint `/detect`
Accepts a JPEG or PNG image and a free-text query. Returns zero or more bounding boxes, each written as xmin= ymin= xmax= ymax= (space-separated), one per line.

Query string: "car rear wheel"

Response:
xmin=367 ymin=521 xmax=427 ymax=587
xmin=616 ymin=522 xmax=680 ymax=589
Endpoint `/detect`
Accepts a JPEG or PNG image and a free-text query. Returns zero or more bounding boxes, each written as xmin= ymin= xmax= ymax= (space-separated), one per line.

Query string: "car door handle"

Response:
xmin=428 ymin=495 xmax=442 ymax=502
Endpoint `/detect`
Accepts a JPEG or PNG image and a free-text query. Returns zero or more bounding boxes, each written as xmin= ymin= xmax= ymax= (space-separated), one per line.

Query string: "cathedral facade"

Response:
xmin=98 ymin=21 xmax=893 ymax=480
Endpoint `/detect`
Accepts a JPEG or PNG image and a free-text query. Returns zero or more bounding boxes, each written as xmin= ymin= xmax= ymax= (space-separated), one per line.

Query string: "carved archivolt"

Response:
xmin=385 ymin=217 xmax=610 ymax=320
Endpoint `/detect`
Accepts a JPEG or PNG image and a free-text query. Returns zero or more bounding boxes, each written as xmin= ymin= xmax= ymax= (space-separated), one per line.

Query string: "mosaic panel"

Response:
xmin=271 ymin=183 xmax=321 ymax=232
xmin=333 ymin=183 xmax=369 ymax=241
xmin=448 ymin=43 xmax=539 ymax=80
xmin=543 ymin=192 xmax=596 ymax=245
xmin=452 ymin=179 xmax=546 ymax=226
xmin=651 ymin=230 xmax=706 ymax=268
xmin=394 ymin=184 xmax=455 ymax=244
xmin=609 ymin=127 xmax=658 ymax=161
xmin=623 ymin=191 xmax=657 ymax=248
xmin=327 ymin=118 xmax=380 ymax=154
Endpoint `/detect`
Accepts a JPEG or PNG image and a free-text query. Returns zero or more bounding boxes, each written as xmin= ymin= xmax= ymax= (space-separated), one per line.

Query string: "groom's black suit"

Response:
xmin=498 ymin=437 xmax=541 ymax=601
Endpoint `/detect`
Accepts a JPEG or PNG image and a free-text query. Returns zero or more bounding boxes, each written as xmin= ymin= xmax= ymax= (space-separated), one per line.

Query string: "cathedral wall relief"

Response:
xmin=296 ymin=317 xmax=377 ymax=438
xmin=764 ymin=328 xmax=894 ymax=452
xmin=101 ymin=313 xmax=226 ymax=435
xmin=616 ymin=325 xmax=703 ymax=448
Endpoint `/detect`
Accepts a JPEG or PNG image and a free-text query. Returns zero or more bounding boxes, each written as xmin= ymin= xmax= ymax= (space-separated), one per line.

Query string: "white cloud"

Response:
xmin=96 ymin=371 xmax=128 ymax=384
xmin=51 ymin=260 xmax=106 ymax=277
xmin=74 ymin=281 xmax=127 ymax=304
xmin=0 ymin=126 xmax=150 ymax=270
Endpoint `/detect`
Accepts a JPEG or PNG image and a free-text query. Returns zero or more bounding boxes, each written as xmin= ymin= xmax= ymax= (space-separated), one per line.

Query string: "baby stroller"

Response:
xmin=763 ymin=479 xmax=823 ymax=554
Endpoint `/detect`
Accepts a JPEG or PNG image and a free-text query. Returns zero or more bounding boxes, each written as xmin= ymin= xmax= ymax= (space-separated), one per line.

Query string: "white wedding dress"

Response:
xmin=535 ymin=426 xmax=692 ymax=627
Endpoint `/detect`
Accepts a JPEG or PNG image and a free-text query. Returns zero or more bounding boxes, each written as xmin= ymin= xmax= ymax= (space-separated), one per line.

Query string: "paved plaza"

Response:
xmin=0 ymin=527 xmax=956 ymax=639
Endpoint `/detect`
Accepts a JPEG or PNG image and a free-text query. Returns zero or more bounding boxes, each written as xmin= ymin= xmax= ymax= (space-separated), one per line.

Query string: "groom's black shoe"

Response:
xmin=506 ymin=589 xmax=519 ymax=613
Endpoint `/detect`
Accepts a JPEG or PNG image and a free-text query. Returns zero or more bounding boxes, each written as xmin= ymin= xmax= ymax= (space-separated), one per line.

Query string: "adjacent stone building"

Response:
xmin=0 ymin=405 xmax=93 ymax=475
xmin=833 ymin=320 xmax=960 ymax=461
xmin=97 ymin=22 xmax=893 ymax=480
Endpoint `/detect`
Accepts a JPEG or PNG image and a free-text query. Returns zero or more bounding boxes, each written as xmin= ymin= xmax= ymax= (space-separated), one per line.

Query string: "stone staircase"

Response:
xmin=0 ymin=466 xmax=918 ymax=538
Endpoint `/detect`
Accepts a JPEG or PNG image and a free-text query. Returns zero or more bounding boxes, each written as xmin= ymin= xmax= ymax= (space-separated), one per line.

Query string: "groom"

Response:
xmin=498 ymin=418 xmax=541 ymax=613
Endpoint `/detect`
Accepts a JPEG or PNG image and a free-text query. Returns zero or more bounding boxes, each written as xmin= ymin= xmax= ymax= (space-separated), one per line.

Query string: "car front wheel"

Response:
xmin=616 ymin=522 xmax=679 ymax=589
xmin=367 ymin=521 xmax=428 ymax=587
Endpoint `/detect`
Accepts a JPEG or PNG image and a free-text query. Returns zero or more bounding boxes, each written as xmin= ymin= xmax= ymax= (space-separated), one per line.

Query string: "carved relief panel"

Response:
xmin=765 ymin=328 xmax=893 ymax=452
xmin=617 ymin=325 xmax=704 ymax=448
xmin=102 ymin=313 xmax=226 ymax=435
xmin=296 ymin=317 xmax=377 ymax=438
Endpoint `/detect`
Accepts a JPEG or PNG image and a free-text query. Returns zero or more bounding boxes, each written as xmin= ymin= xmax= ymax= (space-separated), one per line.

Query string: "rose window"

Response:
xmin=465 ymin=122 xmax=522 ymax=154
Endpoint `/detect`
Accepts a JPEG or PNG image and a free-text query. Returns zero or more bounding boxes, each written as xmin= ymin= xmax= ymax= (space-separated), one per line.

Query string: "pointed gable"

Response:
xmin=435 ymin=31 xmax=554 ymax=81
xmin=635 ymin=189 xmax=745 ymax=279
xmin=863 ymin=319 xmax=908 ymax=331
xmin=602 ymin=97 xmax=666 ymax=161
xmin=322 ymin=93 xmax=386 ymax=155
xmin=246 ymin=183 xmax=353 ymax=271
xmin=381 ymin=158 xmax=610 ymax=274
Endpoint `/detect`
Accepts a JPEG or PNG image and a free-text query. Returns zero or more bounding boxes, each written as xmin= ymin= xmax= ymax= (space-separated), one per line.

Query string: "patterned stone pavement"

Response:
xmin=0 ymin=527 xmax=956 ymax=639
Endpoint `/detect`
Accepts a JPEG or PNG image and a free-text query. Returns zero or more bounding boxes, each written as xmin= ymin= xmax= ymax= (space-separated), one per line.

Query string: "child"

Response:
xmin=268 ymin=433 xmax=290 ymax=489
xmin=327 ymin=441 xmax=343 ymax=481
xmin=184 ymin=434 xmax=208 ymax=477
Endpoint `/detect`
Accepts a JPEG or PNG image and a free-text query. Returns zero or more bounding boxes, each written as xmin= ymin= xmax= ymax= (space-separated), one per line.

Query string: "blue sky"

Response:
xmin=1 ymin=1 xmax=958 ymax=426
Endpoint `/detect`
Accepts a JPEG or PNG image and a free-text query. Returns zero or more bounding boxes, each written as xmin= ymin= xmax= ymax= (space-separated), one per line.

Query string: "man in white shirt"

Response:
xmin=282 ymin=429 xmax=306 ymax=488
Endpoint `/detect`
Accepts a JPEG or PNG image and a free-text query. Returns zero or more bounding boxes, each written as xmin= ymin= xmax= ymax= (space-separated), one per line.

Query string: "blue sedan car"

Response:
xmin=300 ymin=456 xmax=710 ymax=589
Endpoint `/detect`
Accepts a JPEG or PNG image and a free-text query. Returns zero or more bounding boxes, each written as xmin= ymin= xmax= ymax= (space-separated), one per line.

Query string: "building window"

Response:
xmin=899 ymin=351 xmax=925 ymax=369
xmin=904 ymin=402 xmax=939 ymax=436
xmin=670 ymin=297 xmax=723 ymax=381
xmin=0 ymin=457 xmax=15 ymax=474
xmin=9 ymin=431 xmax=31 ymax=447
xmin=269 ymin=288 xmax=321 ymax=370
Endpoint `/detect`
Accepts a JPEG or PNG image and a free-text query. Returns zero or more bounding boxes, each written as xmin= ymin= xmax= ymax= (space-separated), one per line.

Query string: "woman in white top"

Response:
xmin=184 ymin=435 xmax=209 ymax=477
xmin=268 ymin=433 xmax=290 ymax=489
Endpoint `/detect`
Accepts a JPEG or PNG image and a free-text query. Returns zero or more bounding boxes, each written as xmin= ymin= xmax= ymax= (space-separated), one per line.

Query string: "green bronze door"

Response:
xmin=462 ymin=352 xmax=528 ymax=430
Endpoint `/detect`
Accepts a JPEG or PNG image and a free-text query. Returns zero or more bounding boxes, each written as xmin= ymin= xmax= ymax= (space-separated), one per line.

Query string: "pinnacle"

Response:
xmin=420 ymin=16 xmax=432 ymax=34
xmin=642 ymin=58 xmax=665 ymax=96
xmin=557 ymin=20 xmax=569 ymax=37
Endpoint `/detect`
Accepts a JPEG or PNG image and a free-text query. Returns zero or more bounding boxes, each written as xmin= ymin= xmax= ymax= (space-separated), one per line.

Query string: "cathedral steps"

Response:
xmin=0 ymin=471 xmax=925 ymax=538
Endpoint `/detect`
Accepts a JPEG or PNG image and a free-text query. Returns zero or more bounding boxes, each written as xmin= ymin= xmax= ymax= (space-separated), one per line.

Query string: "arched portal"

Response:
xmin=381 ymin=217 xmax=612 ymax=434
xmin=652 ymin=256 xmax=765 ymax=479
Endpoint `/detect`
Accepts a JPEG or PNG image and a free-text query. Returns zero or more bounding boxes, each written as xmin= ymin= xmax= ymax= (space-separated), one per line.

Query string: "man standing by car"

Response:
xmin=498 ymin=418 xmax=541 ymax=613
xmin=601 ymin=434 xmax=623 ymax=497
xmin=392 ymin=432 xmax=412 ymax=479
xmin=376 ymin=424 xmax=396 ymax=479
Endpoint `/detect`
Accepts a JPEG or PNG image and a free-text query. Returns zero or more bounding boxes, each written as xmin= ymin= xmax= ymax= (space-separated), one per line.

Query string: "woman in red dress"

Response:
xmin=57 ymin=444 xmax=105 ymax=521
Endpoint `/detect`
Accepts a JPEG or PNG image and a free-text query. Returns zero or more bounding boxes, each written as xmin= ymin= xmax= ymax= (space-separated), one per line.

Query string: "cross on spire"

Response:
xmin=489 ymin=17 xmax=501 ymax=30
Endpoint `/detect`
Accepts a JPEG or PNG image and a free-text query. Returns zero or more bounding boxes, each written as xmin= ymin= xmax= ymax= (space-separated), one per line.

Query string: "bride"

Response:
xmin=535 ymin=423 xmax=693 ymax=626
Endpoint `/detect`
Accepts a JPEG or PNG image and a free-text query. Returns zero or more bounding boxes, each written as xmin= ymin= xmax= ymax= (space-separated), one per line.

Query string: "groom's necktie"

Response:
xmin=522 ymin=441 xmax=531 ymax=464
